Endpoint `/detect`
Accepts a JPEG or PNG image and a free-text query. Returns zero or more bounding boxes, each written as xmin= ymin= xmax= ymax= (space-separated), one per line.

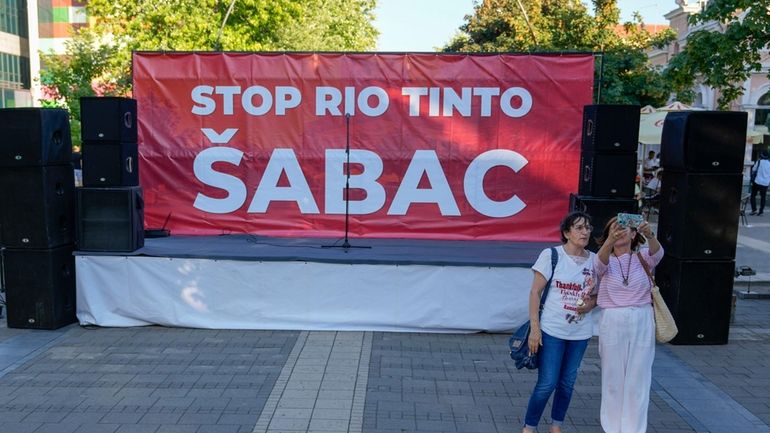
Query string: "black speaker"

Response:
xmin=657 ymin=172 xmax=741 ymax=259
xmin=0 ymin=165 xmax=76 ymax=248
xmin=569 ymin=194 xmax=638 ymax=251
xmin=80 ymin=97 xmax=137 ymax=142
xmin=660 ymin=111 xmax=747 ymax=173
xmin=82 ymin=141 xmax=139 ymax=187
xmin=581 ymin=105 xmax=640 ymax=153
xmin=0 ymin=108 xmax=72 ymax=167
xmin=578 ymin=152 xmax=637 ymax=197
xmin=655 ymin=256 xmax=734 ymax=345
xmin=2 ymin=245 xmax=77 ymax=329
xmin=77 ymin=186 xmax=144 ymax=252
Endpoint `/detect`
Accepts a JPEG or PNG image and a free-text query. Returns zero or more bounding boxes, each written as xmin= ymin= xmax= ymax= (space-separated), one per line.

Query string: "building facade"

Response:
xmin=0 ymin=0 xmax=86 ymax=108
xmin=650 ymin=0 xmax=770 ymax=134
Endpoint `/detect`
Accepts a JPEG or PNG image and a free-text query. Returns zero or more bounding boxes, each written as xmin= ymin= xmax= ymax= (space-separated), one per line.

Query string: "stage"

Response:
xmin=75 ymin=236 xmax=549 ymax=332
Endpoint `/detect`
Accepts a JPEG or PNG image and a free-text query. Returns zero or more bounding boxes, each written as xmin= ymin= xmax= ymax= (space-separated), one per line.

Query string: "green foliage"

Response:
xmin=39 ymin=30 xmax=121 ymax=119
xmin=665 ymin=0 xmax=770 ymax=109
xmin=598 ymin=47 xmax=672 ymax=106
xmin=39 ymin=30 xmax=122 ymax=147
xmin=40 ymin=0 xmax=379 ymax=102
xmin=276 ymin=0 xmax=378 ymax=51
xmin=443 ymin=0 xmax=676 ymax=106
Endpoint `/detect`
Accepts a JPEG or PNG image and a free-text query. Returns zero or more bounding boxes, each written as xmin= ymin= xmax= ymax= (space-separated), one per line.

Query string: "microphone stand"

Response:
xmin=323 ymin=113 xmax=371 ymax=252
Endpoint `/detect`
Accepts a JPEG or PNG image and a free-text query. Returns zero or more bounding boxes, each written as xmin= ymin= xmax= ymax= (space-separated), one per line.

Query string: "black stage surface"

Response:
xmin=75 ymin=235 xmax=551 ymax=267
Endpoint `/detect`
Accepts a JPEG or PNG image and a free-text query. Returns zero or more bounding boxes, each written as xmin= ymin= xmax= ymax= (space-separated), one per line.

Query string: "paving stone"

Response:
xmin=155 ymin=425 xmax=199 ymax=433
xmin=2 ymin=296 xmax=770 ymax=433
xmin=115 ymin=425 xmax=160 ymax=433
xmin=73 ymin=423 xmax=121 ymax=433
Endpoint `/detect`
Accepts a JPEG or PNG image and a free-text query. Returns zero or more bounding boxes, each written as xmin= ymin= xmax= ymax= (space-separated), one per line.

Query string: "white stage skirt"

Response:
xmin=76 ymin=255 xmax=534 ymax=333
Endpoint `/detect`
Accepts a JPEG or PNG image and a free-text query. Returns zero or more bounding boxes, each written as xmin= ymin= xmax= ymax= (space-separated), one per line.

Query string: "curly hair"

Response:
xmin=559 ymin=211 xmax=592 ymax=243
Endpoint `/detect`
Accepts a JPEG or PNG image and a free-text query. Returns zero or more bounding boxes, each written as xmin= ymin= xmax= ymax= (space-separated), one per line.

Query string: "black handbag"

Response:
xmin=509 ymin=246 xmax=558 ymax=370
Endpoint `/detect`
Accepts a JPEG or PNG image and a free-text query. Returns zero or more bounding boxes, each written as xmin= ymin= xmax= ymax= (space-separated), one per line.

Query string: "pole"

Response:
xmin=342 ymin=113 xmax=351 ymax=248
xmin=322 ymin=113 xmax=371 ymax=251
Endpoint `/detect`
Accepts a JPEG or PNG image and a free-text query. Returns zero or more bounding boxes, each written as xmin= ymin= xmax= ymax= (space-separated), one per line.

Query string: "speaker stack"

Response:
xmin=0 ymin=108 xmax=77 ymax=329
xmin=78 ymin=97 xmax=144 ymax=253
xmin=656 ymin=111 xmax=747 ymax=345
xmin=570 ymin=104 xmax=640 ymax=250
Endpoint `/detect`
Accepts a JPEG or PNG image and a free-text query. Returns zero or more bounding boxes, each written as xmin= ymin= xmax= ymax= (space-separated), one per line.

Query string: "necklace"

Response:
xmin=614 ymin=253 xmax=632 ymax=286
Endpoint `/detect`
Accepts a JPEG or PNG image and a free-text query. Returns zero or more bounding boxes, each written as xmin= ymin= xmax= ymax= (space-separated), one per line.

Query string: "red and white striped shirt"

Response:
xmin=594 ymin=247 xmax=664 ymax=308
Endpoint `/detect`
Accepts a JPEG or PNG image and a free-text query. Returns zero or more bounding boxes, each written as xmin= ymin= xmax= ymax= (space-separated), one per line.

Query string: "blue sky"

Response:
xmin=374 ymin=0 xmax=675 ymax=52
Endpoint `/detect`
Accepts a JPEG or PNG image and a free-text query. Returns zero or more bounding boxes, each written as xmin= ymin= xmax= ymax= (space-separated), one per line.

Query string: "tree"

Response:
xmin=443 ymin=0 xmax=675 ymax=107
xmin=41 ymin=0 xmax=378 ymax=103
xmin=39 ymin=30 xmax=122 ymax=147
xmin=275 ymin=0 xmax=378 ymax=51
xmin=664 ymin=0 xmax=770 ymax=109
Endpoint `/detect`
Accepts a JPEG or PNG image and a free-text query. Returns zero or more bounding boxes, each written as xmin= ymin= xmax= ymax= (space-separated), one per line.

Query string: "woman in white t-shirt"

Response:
xmin=522 ymin=211 xmax=598 ymax=433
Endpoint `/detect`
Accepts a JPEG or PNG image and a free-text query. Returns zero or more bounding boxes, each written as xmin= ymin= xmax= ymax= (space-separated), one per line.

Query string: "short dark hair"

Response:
xmin=560 ymin=211 xmax=592 ymax=243
xmin=595 ymin=216 xmax=646 ymax=250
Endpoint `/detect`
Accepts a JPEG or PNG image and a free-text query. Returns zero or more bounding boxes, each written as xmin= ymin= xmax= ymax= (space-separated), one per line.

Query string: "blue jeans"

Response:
xmin=524 ymin=331 xmax=589 ymax=429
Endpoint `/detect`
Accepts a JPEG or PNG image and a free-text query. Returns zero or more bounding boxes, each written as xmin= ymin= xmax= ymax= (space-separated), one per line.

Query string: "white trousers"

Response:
xmin=599 ymin=306 xmax=655 ymax=433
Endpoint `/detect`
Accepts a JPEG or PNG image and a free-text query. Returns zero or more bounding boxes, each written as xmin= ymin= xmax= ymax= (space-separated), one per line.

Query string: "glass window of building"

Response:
xmin=755 ymin=91 xmax=770 ymax=128
xmin=0 ymin=0 xmax=28 ymax=37
xmin=0 ymin=53 xmax=29 ymax=89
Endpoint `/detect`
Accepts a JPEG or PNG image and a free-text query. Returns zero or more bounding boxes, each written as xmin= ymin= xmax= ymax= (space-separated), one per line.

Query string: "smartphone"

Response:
xmin=617 ymin=212 xmax=644 ymax=229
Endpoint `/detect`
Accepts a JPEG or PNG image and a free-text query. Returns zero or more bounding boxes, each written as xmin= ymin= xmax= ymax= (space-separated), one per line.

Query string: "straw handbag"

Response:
xmin=637 ymin=253 xmax=678 ymax=343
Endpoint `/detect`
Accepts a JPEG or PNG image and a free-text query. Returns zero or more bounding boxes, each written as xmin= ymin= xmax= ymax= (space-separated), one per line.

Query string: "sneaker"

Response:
xmin=759 ymin=213 xmax=764 ymax=216
xmin=750 ymin=211 xmax=758 ymax=215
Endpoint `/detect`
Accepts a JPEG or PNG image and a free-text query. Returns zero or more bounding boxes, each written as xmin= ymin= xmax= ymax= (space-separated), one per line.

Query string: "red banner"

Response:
xmin=133 ymin=52 xmax=593 ymax=241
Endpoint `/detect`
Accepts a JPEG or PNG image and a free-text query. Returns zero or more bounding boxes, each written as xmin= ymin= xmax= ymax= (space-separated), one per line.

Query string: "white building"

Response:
xmin=649 ymin=0 xmax=770 ymax=136
xmin=0 ymin=0 xmax=87 ymax=108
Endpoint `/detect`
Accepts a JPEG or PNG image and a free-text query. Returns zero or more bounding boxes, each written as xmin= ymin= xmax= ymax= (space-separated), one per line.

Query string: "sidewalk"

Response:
xmin=734 ymin=217 xmax=770 ymax=298
xmin=1 ymin=305 xmax=768 ymax=433
xmin=0 ymin=218 xmax=767 ymax=433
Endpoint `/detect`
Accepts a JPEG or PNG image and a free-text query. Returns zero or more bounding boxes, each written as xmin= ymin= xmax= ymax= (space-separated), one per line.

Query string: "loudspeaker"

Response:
xmin=0 ymin=108 xmax=72 ymax=167
xmin=2 ymin=245 xmax=77 ymax=329
xmin=82 ymin=141 xmax=139 ymax=187
xmin=80 ymin=97 xmax=137 ymax=142
xmin=660 ymin=111 xmax=747 ymax=173
xmin=655 ymin=256 xmax=735 ymax=345
xmin=581 ymin=105 xmax=640 ymax=153
xmin=657 ymin=172 xmax=741 ymax=259
xmin=77 ymin=186 xmax=144 ymax=252
xmin=569 ymin=194 xmax=638 ymax=251
xmin=0 ymin=165 xmax=76 ymax=248
xmin=578 ymin=152 xmax=637 ymax=197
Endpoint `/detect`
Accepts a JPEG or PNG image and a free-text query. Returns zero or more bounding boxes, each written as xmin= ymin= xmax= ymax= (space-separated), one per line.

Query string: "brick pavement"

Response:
xmin=1 ymin=299 xmax=769 ymax=433
xmin=0 ymin=327 xmax=298 ymax=433
xmin=0 ymin=220 xmax=769 ymax=433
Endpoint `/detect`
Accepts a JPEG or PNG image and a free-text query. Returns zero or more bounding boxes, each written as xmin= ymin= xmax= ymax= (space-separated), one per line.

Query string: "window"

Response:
xmin=694 ymin=91 xmax=704 ymax=108
xmin=0 ymin=88 xmax=16 ymax=108
xmin=755 ymin=91 xmax=770 ymax=127
xmin=0 ymin=53 xmax=30 ymax=89
xmin=0 ymin=0 xmax=27 ymax=37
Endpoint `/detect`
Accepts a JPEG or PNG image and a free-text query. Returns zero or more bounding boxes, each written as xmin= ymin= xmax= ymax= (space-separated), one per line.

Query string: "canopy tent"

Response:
xmin=639 ymin=103 xmax=762 ymax=145
xmin=639 ymin=103 xmax=701 ymax=182
xmin=747 ymin=128 xmax=764 ymax=144
xmin=638 ymin=102 xmax=701 ymax=145
xmin=640 ymin=105 xmax=656 ymax=114
xmin=658 ymin=101 xmax=694 ymax=111
xmin=639 ymin=110 xmax=669 ymax=145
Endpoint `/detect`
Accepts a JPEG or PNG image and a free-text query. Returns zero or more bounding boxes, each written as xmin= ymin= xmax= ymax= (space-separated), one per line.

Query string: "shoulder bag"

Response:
xmin=509 ymin=246 xmax=558 ymax=369
xmin=637 ymin=252 xmax=678 ymax=343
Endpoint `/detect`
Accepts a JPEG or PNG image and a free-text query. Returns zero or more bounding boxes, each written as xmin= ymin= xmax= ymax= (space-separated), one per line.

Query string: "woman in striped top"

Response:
xmin=594 ymin=217 xmax=663 ymax=433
